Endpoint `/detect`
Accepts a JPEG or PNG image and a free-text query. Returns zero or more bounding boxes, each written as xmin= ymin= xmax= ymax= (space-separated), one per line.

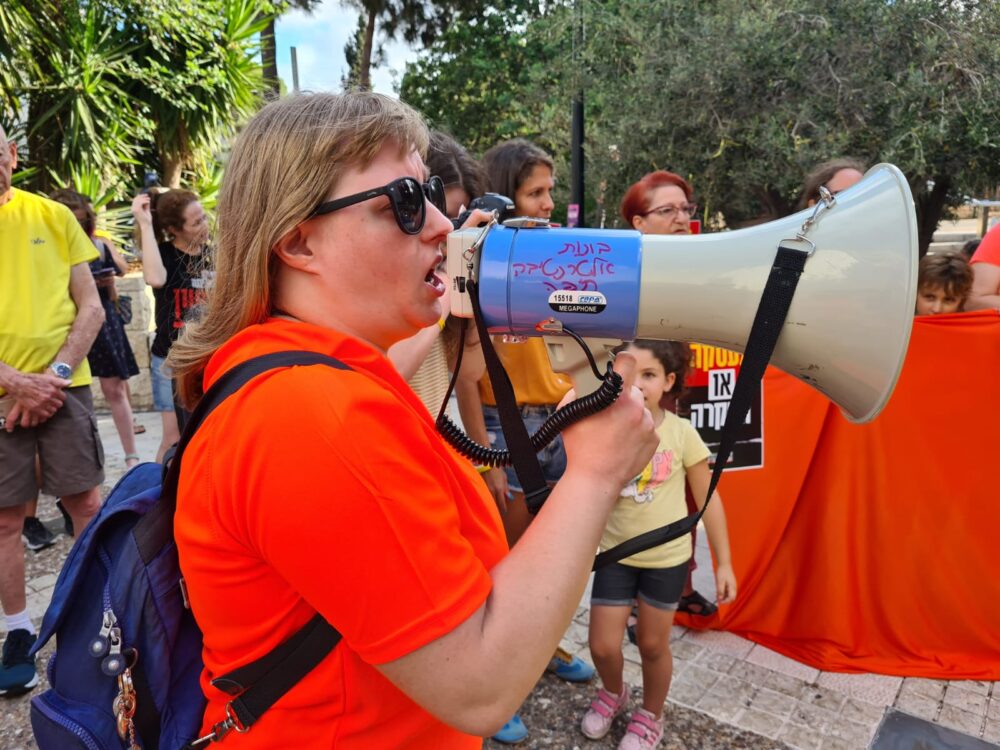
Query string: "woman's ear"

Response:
xmin=631 ymin=215 xmax=645 ymax=231
xmin=664 ymin=371 xmax=677 ymax=394
xmin=273 ymin=226 xmax=316 ymax=272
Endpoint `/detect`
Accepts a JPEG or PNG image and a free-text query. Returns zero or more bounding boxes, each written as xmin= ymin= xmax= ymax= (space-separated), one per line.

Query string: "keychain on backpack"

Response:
xmin=114 ymin=669 xmax=140 ymax=750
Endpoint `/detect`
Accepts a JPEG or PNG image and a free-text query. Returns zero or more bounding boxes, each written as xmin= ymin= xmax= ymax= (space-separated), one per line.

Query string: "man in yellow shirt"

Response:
xmin=0 ymin=125 xmax=106 ymax=696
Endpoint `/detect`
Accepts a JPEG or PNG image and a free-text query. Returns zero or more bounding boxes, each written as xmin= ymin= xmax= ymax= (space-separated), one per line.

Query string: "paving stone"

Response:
xmin=712 ymin=674 xmax=756 ymax=706
xmin=747 ymin=644 xmax=820 ymax=683
xmin=682 ymin=664 xmax=723 ymax=693
xmin=622 ymin=640 xmax=641 ymax=664
xmin=670 ymin=625 xmax=687 ymax=642
xmin=983 ymin=718 xmax=1000 ymax=743
xmin=788 ymin=700 xmax=837 ymax=731
xmin=696 ymin=687 xmax=744 ymax=723
xmin=694 ymin=649 xmax=737 ymax=675
xmin=826 ymin=716 xmax=875 ymax=746
xmin=900 ymin=677 xmax=947 ymax=701
xmin=847 ymin=674 xmax=903 ymax=706
xmin=763 ymin=669 xmax=810 ymax=700
xmin=669 ymin=639 xmax=704 ymax=662
xmin=989 ymin=698 xmax=1000 ymax=721
xmin=820 ymin=737 xmax=853 ymax=750
xmin=798 ymin=683 xmax=847 ymax=713
xmin=953 ymin=679 xmax=993 ymax=697
xmin=729 ymin=660 xmax=776 ymax=685
xmin=777 ymin=721 xmax=825 ymax=750
xmin=622 ymin=659 xmax=644 ymax=687
xmin=943 ymin=684 xmax=989 ymax=715
xmin=894 ymin=691 xmax=940 ymax=721
xmin=681 ymin=628 xmax=755 ymax=658
xmin=749 ymin=687 xmax=798 ymax=719
xmin=838 ymin=696 xmax=885 ymax=726
xmin=936 ymin=703 xmax=985 ymax=736
xmin=669 ymin=675 xmax=709 ymax=707
xmin=733 ymin=707 xmax=784 ymax=739
xmin=27 ymin=573 xmax=58 ymax=592
xmin=563 ymin=619 xmax=590 ymax=646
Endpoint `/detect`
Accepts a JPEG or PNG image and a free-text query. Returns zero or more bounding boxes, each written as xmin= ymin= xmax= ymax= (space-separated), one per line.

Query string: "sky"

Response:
xmin=275 ymin=2 xmax=419 ymax=97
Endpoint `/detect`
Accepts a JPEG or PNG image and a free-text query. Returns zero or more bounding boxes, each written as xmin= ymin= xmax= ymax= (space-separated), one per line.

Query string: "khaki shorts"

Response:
xmin=0 ymin=386 xmax=105 ymax=507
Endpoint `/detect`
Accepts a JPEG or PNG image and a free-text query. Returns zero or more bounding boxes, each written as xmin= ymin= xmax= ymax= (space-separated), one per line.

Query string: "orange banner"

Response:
xmin=677 ymin=310 xmax=1000 ymax=679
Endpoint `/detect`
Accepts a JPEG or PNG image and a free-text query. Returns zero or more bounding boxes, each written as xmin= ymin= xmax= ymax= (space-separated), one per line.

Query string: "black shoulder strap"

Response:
xmin=593 ymin=244 xmax=809 ymax=569
xmin=133 ymin=351 xmax=350 ymax=746
xmin=467 ymin=280 xmax=552 ymax=512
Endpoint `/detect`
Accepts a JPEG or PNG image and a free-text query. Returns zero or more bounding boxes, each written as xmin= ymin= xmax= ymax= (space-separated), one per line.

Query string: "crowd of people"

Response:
xmin=1 ymin=93 xmax=998 ymax=749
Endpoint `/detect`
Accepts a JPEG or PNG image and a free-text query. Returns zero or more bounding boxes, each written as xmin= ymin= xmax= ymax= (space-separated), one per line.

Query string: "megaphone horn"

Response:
xmin=447 ymin=163 xmax=918 ymax=423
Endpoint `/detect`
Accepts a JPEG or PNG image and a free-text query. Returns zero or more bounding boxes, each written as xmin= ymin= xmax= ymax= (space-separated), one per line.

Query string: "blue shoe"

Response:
xmin=0 ymin=629 xmax=38 ymax=697
xmin=548 ymin=650 xmax=595 ymax=683
xmin=492 ymin=714 xmax=528 ymax=744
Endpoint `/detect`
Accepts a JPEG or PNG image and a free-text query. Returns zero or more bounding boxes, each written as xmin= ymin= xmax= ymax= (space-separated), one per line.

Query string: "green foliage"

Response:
xmin=403 ymin=0 xmax=1000 ymax=249
xmin=0 ymin=0 xmax=272 ymax=201
xmin=400 ymin=1 xmax=563 ymax=154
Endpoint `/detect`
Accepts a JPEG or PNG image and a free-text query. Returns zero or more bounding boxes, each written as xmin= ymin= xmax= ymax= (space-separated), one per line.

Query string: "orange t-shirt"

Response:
xmin=175 ymin=318 xmax=507 ymax=748
xmin=970 ymin=223 xmax=1000 ymax=266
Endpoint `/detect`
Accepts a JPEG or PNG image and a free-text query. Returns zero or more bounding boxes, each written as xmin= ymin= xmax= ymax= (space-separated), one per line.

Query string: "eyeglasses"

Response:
xmin=642 ymin=203 xmax=698 ymax=219
xmin=309 ymin=175 xmax=447 ymax=235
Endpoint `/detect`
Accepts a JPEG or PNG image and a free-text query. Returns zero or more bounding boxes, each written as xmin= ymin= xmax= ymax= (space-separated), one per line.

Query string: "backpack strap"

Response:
xmin=133 ymin=351 xmax=350 ymax=748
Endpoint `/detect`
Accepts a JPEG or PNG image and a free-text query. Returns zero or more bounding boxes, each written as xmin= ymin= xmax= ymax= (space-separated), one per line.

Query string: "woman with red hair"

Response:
xmin=620 ymin=171 xmax=696 ymax=235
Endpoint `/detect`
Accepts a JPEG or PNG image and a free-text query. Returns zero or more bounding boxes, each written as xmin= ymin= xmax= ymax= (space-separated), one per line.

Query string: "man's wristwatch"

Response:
xmin=49 ymin=362 xmax=73 ymax=379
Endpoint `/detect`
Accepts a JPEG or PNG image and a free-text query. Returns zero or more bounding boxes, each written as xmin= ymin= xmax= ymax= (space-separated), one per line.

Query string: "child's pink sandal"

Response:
xmin=580 ymin=685 xmax=629 ymax=739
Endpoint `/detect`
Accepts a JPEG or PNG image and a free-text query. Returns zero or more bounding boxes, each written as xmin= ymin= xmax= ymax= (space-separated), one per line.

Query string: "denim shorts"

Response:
xmin=591 ymin=560 xmax=689 ymax=611
xmin=482 ymin=404 xmax=567 ymax=493
xmin=150 ymin=354 xmax=174 ymax=412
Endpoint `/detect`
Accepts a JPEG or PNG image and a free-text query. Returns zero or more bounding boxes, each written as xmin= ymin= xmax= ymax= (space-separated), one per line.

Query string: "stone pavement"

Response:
xmin=4 ymin=409 xmax=999 ymax=750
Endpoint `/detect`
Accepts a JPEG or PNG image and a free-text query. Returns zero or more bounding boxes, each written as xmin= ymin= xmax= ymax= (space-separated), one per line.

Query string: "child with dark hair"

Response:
xmin=915 ymin=252 xmax=973 ymax=316
xmin=581 ymin=339 xmax=736 ymax=750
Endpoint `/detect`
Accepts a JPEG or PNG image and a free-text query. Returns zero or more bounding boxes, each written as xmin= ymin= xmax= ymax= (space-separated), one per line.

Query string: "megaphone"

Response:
xmin=447 ymin=163 xmax=918 ymax=423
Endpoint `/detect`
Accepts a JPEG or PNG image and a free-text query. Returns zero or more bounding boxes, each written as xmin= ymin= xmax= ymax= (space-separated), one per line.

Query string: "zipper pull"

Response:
xmin=101 ymin=626 xmax=126 ymax=676
xmin=89 ymin=610 xmax=116 ymax=658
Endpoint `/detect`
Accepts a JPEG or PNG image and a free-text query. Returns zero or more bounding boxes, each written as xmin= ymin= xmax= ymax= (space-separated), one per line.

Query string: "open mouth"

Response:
xmin=425 ymin=254 xmax=446 ymax=295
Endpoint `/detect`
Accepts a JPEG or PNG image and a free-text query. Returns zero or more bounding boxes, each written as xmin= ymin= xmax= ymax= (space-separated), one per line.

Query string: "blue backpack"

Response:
xmin=30 ymin=352 xmax=346 ymax=750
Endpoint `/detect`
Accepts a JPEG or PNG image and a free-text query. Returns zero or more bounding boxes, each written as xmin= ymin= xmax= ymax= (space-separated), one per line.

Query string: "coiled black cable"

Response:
xmin=436 ymin=358 xmax=624 ymax=468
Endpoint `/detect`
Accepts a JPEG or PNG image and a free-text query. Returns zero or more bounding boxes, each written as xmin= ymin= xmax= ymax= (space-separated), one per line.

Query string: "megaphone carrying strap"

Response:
xmin=593 ymin=243 xmax=810 ymax=570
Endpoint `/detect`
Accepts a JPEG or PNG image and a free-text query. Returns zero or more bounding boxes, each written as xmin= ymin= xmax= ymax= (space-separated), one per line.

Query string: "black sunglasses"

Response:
xmin=309 ymin=175 xmax=447 ymax=235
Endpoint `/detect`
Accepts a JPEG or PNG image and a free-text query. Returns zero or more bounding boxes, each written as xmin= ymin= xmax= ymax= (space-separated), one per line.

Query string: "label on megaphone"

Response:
xmin=447 ymin=225 xmax=642 ymax=339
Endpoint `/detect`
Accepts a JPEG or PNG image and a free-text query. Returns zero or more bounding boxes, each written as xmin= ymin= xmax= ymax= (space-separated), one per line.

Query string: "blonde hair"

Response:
xmin=170 ymin=92 xmax=430 ymax=406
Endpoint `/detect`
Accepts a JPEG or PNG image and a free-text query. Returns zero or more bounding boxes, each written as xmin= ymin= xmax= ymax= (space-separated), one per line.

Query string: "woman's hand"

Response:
xmin=131 ymin=193 xmax=153 ymax=226
xmin=715 ymin=562 xmax=737 ymax=605
xmin=560 ymin=352 xmax=657 ymax=498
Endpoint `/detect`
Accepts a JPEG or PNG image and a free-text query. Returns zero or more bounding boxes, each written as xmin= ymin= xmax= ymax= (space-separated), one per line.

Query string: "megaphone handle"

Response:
xmin=593 ymin=244 xmax=810 ymax=570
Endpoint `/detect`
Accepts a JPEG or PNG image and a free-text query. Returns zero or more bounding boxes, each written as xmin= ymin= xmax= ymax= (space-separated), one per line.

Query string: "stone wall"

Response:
xmin=90 ymin=272 xmax=156 ymax=412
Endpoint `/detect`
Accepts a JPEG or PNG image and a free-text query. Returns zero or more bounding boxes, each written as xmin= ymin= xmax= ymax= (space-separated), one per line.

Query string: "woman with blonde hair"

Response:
xmin=169 ymin=92 xmax=657 ymax=747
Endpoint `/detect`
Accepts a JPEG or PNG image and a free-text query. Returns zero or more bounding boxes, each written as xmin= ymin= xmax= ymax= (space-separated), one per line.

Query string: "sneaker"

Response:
xmin=548 ymin=649 xmax=595 ymax=683
xmin=580 ymin=685 xmax=629 ymax=739
xmin=0 ymin=629 xmax=39 ymax=697
xmin=55 ymin=499 xmax=74 ymax=537
xmin=618 ymin=708 xmax=664 ymax=750
xmin=22 ymin=516 xmax=57 ymax=552
xmin=491 ymin=714 xmax=528 ymax=744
